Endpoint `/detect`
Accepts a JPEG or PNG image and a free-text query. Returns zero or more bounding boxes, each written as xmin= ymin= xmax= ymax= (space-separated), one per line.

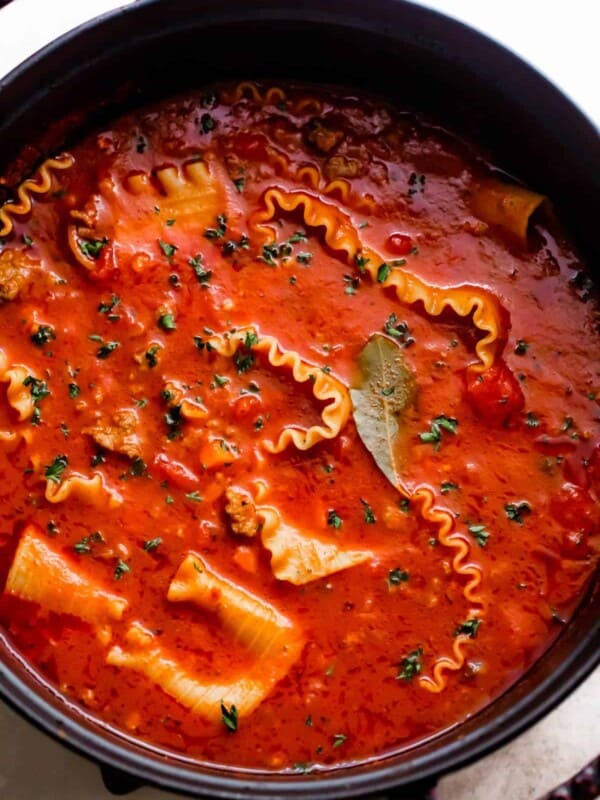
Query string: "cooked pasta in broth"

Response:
xmin=0 ymin=81 xmax=598 ymax=770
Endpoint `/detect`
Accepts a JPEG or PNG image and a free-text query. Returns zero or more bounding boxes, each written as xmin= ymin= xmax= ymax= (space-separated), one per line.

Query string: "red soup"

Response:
xmin=0 ymin=81 xmax=598 ymax=771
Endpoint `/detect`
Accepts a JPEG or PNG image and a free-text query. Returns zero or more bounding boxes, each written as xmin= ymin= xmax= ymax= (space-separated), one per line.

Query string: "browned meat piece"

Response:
xmin=303 ymin=118 xmax=344 ymax=155
xmin=323 ymin=155 xmax=361 ymax=181
xmin=84 ymin=409 xmax=141 ymax=459
xmin=0 ymin=248 xmax=37 ymax=301
xmin=225 ymin=487 xmax=260 ymax=537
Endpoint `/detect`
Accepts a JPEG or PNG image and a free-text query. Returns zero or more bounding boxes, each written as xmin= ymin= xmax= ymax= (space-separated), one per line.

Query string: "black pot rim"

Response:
xmin=0 ymin=1 xmax=599 ymax=797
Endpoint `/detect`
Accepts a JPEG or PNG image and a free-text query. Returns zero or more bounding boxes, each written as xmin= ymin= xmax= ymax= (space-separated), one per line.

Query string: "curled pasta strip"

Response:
xmin=257 ymin=505 xmax=374 ymax=584
xmin=45 ymin=472 xmax=123 ymax=508
xmin=0 ymin=154 xmax=74 ymax=238
xmin=250 ymin=188 xmax=504 ymax=372
xmin=221 ymin=81 xmax=287 ymax=107
xmin=204 ymin=326 xmax=351 ymax=452
xmin=471 ymin=179 xmax=547 ymax=242
xmin=266 ymin=149 xmax=376 ymax=214
xmin=418 ymin=634 xmax=475 ymax=694
xmin=2 ymin=365 xmax=35 ymax=420
xmin=414 ymin=487 xmax=483 ymax=606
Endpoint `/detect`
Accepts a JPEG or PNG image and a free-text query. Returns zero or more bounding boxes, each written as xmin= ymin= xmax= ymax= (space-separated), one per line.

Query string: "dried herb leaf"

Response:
xmin=350 ymin=333 xmax=416 ymax=489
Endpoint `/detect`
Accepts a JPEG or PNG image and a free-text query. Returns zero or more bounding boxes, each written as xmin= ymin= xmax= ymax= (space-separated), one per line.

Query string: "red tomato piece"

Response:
xmin=466 ymin=361 xmax=525 ymax=425
xmin=151 ymin=453 xmax=200 ymax=492
xmin=386 ymin=232 xmax=414 ymax=256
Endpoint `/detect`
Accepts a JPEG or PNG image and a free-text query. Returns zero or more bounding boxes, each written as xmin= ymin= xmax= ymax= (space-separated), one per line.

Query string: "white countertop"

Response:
xmin=0 ymin=2 xmax=598 ymax=799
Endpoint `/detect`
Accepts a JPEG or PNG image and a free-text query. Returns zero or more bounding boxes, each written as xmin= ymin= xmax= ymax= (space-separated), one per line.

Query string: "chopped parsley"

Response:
xmin=387 ymin=567 xmax=409 ymax=587
xmin=296 ymin=251 xmax=313 ymax=265
xmin=361 ymin=499 xmax=376 ymax=524
xmin=204 ymin=214 xmax=227 ymax=240
xmin=332 ymin=734 xmax=347 ymax=749
xmin=233 ymin=177 xmax=245 ymax=193
xmin=44 ymin=454 xmax=68 ymax=484
xmin=327 ymin=509 xmax=343 ymax=529
xmin=200 ymin=113 xmax=216 ymax=134
xmin=31 ymin=324 xmax=56 ymax=347
xmin=221 ymin=702 xmax=238 ymax=732
xmin=419 ymin=415 xmax=458 ymax=449
xmin=189 ymin=254 xmax=212 ymax=283
xmin=158 ymin=313 xmax=177 ymax=331
xmin=213 ymin=374 xmax=229 ymax=387
xmin=143 ymin=537 xmax=162 ymax=552
xmin=164 ymin=404 xmax=183 ymax=440
xmin=514 ymin=340 xmax=529 ymax=355
xmin=96 ymin=340 xmax=119 ymax=359
xmin=396 ymin=647 xmax=423 ymax=680
xmin=98 ymin=294 xmax=121 ymax=316
xmin=145 ymin=345 xmax=161 ymax=368
xmin=526 ymin=411 xmax=540 ymax=428
xmin=185 ymin=490 xmax=203 ymax=502
xmin=288 ymin=231 xmax=307 ymax=243
xmin=354 ymin=252 xmax=370 ymax=272
xmin=114 ymin=560 xmax=131 ymax=580
xmin=468 ymin=522 xmax=489 ymax=547
xmin=504 ymin=501 xmax=531 ymax=524
xmin=440 ymin=481 xmax=459 ymax=494
xmin=376 ymin=262 xmax=391 ymax=283
xmin=455 ymin=618 xmax=482 ymax=638
xmin=343 ymin=274 xmax=359 ymax=295
xmin=158 ymin=239 xmax=177 ymax=262
xmin=399 ymin=498 xmax=411 ymax=514
xmin=383 ymin=314 xmax=415 ymax=347
xmin=23 ymin=375 xmax=50 ymax=402
xmin=234 ymin=348 xmax=255 ymax=375
xmin=74 ymin=531 xmax=103 ymax=554
xmin=79 ymin=237 xmax=108 ymax=260
xmin=22 ymin=234 xmax=34 ymax=248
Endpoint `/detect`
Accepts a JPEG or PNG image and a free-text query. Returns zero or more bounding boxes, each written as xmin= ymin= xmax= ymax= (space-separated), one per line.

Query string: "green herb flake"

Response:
xmin=22 ymin=234 xmax=34 ymax=248
xmin=455 ymin=618 xmax=482 ymax=638
xmin=145 ymin=345 xmax=161 ymax=368
xmin=396 ymin=647 xmax=423 ymax=680
xmin=79 ymin=237 xmax=108 ymax=260
xmin=189 ymin=254 xmax=212 ymax=284
xmin=143 ymin=537 xmax=162 ymax=552
xmin=185 ymin=490 xmax=203 ymax=502
xmin=220 ymin=702 xmax=238 ymax=732
xmin=31 ymin=325 xmax=56 ymax=347
xmin=158 ymin=239 xmax=177 ymax=262
xmin=68 ymin=382 xmax=80 ymax=399
xmin=514 ymin=340 xmax=529 ymax=355
xmin=440 ymin=481 xmax=459 ymax=494
xmin=332 ymin=734 xmax=347 ymax=749
xmin=387 ymin=567 xmax=409 ymax=587
xmin=114 ymin=560 xmax=131 ymax=580
xmin=526 ymin=412 xmax=540 ymax=428
xmin=200 ymin=113 xmax=216 ymax=134
xmin=468 ymin=523 xmax=490 ymax=547
xmin=97 ymin=341 xmax=119 ymax=359
xmin=98 ymin=294 xmax=121 ymax=315
xmin=159 ymin=313 xmax=177 ymax=331
xmin=504 ymin=501 xmax=531 ymax=524
xmin=296 ymin=251 xmax=313 ymax=265
xmin=361 ymin=498 xmax=376 ymax=524
xmin=383 ymin=314 xmax=415 ymax=347
xmin=233 ymin=177 xmax=245 ymax=193
xmin=44 ymin=454 xmax=68 ymax=484
xmin=327 ymin=509 xmax=343 ymax=529
xmin=204 ymin=214 xmax=227 ymax=240
xmin=376 ymin=262 xmax=391 ymax=283
xmin=214 ymin=374 xmax=229 ymax=387
xmin=419 ymin=415 xmax=458 ymax=449
xmin=354 ymin=252 xmax=370 ymax=272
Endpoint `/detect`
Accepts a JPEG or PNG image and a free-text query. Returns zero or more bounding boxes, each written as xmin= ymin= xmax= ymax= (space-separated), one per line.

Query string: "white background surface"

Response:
xmin=0 ymin=2 xmax=598 ymax=799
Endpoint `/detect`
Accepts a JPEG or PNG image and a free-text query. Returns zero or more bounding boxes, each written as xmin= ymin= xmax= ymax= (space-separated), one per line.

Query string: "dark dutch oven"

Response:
xmin=0 ymin=1 xmax=598 ymax=798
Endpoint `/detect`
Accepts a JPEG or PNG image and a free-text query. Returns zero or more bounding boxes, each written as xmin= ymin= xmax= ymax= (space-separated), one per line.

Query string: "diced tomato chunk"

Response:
xmin=386 ymin=232 xmax=413 ymax=256
xmin=466 ymin=361 xmax=524 ymax=425
xmin=152 ymin=453 xmax=200 ymax=492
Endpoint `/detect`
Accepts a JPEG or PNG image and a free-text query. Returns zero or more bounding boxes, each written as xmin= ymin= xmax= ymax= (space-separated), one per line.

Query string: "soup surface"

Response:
xmin=0 ymin=82 xmax=598 ymax=771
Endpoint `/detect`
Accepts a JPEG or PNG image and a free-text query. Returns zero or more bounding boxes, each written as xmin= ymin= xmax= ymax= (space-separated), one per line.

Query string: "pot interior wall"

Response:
xmin=0 ymin=1 xmax=598 ymax=796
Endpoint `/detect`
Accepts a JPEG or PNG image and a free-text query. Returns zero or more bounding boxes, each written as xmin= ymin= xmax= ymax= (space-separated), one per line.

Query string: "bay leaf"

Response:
xmin=350 ymin=333 xmax=416 ymax=489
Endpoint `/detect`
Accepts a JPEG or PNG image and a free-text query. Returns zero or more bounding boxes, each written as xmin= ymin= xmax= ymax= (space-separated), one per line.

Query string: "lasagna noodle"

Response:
xmin=250 ymin=188 xmax=504 ymax=372
xmin=0 ymin=154 xmax=74 ymax=238
xmin=204 ymin=327 xmax=351 ymax=452
xmin=168 ymin=553 xmax=302 ymax=660
xmin=5 ymin=525 xmax=127 ymax=623
xmin=107 ymin=624 xmax=279 ymax=721
xmin=257 ymin=505 xmax=374 ymax=585
xmin=2 ymin=365 xmax=35 ymax=420
xmin=471 ymin=179 xmax=547 ymax=241
xmin=418 ymin=634 xmax=475 ymax=693
xmin=44 ymin=472 xmax=123 ymax=508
